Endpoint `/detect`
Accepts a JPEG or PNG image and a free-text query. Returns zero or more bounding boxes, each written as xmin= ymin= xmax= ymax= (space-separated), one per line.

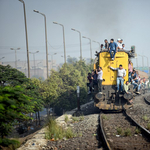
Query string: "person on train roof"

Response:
xmin=120 ymin=39 xmax=123 ymax=44
xmin=109 ymin=64 xmax=126 ymax=93
xmin=117 ymin=38 xmax=123 ymax=50
xmin=122 ymin=44 xmax=125 ymax=50
xmin=104 ymin=39 xmax=109 ymax=51
xmin=100 ymin=44 xmax=104 ymax=51
xmin=109 ymin=39 xmax=118 ymax=61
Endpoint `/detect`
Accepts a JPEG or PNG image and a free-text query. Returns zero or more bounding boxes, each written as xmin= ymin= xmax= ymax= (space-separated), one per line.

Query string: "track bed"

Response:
xmin=126 ymin=94 xmax=150 ymax=132
xmin=101 ymin=113 xmax=150 ymax=150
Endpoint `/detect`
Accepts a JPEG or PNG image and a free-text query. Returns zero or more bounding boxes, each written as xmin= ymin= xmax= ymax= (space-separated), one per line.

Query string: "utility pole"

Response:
xmin=19 ymin=0 xmax=30 ymax=78
xmin=49 ymin=53 xmax=57 ymax=70
xmin=29 ymin=51 xmax=39 ymax=76
xmin=53 ymin=22 xmax=66 ymax=63
xmin=33 ymin=10 xmax=49 ymax=78
xmin=138 ymin=54 xmax=144 ymax=72
xmin=10 ymin=48 xmax=20 ymax=68
xmin=92 ymin=40 xmax=101 ymax=52
xmin=82 ymin=36 xmax=92 ymax=62
xmin=71 ymin=28 xmax=82 ymax=60
xmin=143 ymin=55 xmax=149 ymax=74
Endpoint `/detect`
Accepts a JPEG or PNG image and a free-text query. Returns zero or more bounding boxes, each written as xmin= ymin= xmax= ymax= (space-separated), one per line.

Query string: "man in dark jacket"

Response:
xmin=109 ymin=39 xmax=118 ymax=61
xmin=104 ymin=39 xmax=109 ymax=51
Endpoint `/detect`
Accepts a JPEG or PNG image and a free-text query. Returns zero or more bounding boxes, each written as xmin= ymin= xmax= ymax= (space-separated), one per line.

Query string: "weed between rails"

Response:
xmin=116 ymin=127 xmax=140 ymax=136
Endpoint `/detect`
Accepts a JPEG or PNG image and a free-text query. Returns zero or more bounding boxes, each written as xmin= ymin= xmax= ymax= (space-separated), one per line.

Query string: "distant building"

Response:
xmin=1 ymin=59 xmax=58 ymax=80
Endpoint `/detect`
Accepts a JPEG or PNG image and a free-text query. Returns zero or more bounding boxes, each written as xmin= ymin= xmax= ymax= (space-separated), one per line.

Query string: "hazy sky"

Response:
xmin=0 ymin=0 xmax=150 ymax=66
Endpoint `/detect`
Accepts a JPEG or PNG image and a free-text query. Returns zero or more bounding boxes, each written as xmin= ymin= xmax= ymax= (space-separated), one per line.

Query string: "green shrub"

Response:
xmin=135 ymin=128 xmax=141 ymax=134
xmin=117 ymin=127 xmax=122 ymax=135
xmin=0 ymin=138 xmax=20 ymax=149
xmin=80 ymin=115 xmax=84 ymax=121
xmin=143 ymin=115 xmax=149 ymax=121
xmin=147 ymin=123 xmax=150 ymax=130
xmin=65 ymin=128 xmax=75 ymax=138
xmin=102 ymin=115 xmax=108 ymax=120
xmin=78 ymin=132 xmax=82 ymax=137
xmin=124 ymin=129 xmax=131 ymax=136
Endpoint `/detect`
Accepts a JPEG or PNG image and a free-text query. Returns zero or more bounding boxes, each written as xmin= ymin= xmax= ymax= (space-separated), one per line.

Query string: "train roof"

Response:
xmin=99 ymin=49 xmax=135 ymax=58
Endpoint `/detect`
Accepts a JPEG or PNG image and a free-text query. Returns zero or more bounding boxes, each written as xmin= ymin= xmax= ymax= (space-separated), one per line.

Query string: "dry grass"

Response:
xmin=64 ymin=115 xmax=69 ymax=123
xmin=45 ymin=117 xmax=76 ymax=141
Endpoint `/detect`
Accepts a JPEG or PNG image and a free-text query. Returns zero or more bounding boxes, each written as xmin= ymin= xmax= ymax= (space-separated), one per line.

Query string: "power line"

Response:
xmin=0 ymin=47 xmax=100 ymax=55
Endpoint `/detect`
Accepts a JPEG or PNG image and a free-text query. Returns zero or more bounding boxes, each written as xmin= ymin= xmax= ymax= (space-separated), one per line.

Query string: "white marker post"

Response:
xmin=77 ymin=86 xmax=80 ymax=110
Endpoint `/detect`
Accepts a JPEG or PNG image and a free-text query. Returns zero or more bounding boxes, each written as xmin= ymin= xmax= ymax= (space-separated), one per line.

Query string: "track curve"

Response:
xmin=99 ymin=111 xmax=150 ymax=150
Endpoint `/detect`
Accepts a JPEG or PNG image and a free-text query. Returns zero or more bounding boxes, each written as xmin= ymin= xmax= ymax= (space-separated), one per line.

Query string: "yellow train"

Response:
xmin=93 ymin=48 xmax=135 ymax=111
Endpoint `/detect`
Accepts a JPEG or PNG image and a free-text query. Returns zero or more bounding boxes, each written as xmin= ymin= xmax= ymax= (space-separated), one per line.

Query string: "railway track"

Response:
xmin=144 ymin=95 xmax=150 ymax=105
xmin=126 ymin=93 xmax=150 ymax=134
xmin=99 ymin=111 xmax=150 ymax=150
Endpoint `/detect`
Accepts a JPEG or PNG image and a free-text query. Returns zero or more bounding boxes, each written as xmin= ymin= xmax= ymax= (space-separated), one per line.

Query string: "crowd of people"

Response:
xmin=124 ymin=66 xmax=149 ymax=94
xmin=98 ymin=38 xmax=126 ymax=61
xmin=87 ymin=61 xmax=149 ymax=95
xmin=87 ymin=66 xmax=103 ymax=94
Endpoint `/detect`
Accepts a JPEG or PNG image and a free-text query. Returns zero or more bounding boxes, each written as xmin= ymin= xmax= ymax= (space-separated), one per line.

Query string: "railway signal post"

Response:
xmin=77 ymin=86 xmax=80 ymax=111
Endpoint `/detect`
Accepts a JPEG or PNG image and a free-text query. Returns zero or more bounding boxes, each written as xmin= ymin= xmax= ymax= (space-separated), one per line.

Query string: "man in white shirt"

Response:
xmin=122 ymin=44 xmax=125 ymax=50
xmin=109 ymin=64 xmax=126 ymax=92
xmin=117 ymin=38 xmax=123 ymax=50
xmin=96 ymin=67 xmax=103 ymax=94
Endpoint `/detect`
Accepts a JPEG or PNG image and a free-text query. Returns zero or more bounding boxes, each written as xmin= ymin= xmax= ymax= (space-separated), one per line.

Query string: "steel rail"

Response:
xmin=100 ymin=110 xmax=150 ymax=150
xmin=144 ymin=97 xmax=150 ymax=105
xmin=99 ymin=112 xmax=112 ymax=150
xmin=123 ymin=109 xmax=150 ymax=136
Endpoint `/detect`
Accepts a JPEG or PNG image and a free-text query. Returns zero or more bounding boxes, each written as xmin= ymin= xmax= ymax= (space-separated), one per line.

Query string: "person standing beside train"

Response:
xmin=109 ymin=65 xmax=126 ymax=92
xmin=132 ymin=69 xmax=138 ymax=83
xmin=109 ymin=39 xmax=118 ymax=60
xmin=96 ymin=67 xmax=103 ymax=94
xmin=128 ymin=60 xmax=133 ymax=82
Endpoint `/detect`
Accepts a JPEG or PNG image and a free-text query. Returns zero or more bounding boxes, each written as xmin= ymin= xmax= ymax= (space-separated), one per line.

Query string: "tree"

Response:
xmin=30 ymin=78 xmax=44 ymax=125
xmin=67 ymin=57 xmax=78 ymax=64
xmin=0 ymin=65 xmax=29 ymax=86
xmin=0 ymin=86 xmax=31 ymax=146
xmin=52 ymin=60 xmax=91 ymax=114
xmin=41 ymin=71 xmax=64 ymax=115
